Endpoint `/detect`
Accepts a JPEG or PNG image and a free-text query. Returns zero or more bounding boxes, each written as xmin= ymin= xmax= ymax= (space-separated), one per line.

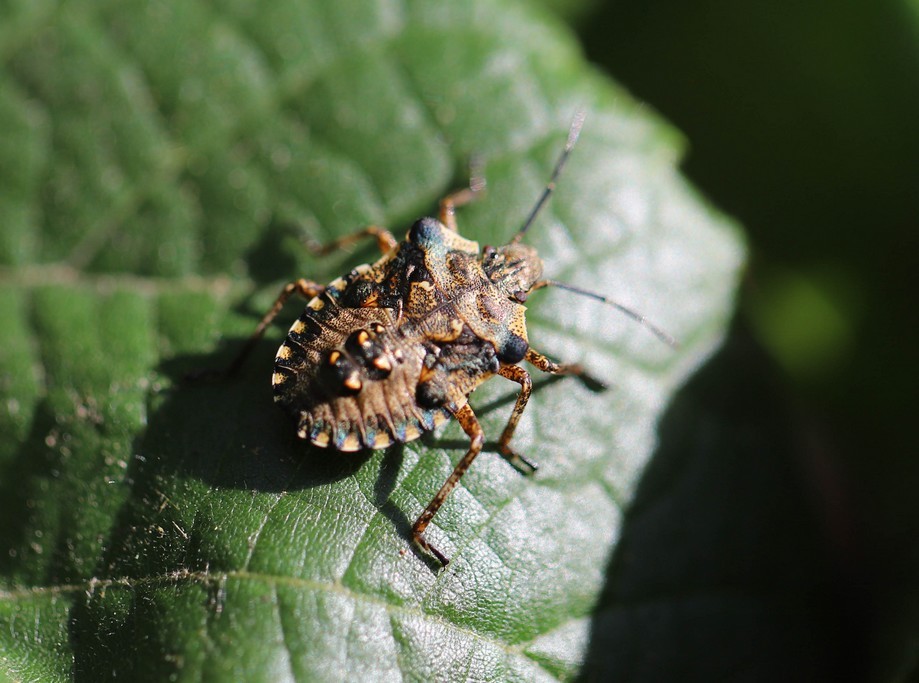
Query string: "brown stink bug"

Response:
xmin=215 ymin=112 xmax=674 ymax=567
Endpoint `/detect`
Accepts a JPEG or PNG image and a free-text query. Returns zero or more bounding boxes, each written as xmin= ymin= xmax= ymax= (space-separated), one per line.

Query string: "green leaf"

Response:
xmin=0 ymin=0 xmax=743 ymax=680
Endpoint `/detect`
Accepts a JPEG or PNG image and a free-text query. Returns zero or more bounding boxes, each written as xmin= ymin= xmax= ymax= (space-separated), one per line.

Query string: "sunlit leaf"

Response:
xmin=0 ymin=1 xmax=743 ymax=680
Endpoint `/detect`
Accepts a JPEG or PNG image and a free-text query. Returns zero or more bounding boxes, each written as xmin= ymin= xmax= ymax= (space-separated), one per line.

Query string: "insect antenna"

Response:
xmin=510 ymin=110 xmax=587 ymax=245
xmin=530 ymin=279 xmax=679 ymax=348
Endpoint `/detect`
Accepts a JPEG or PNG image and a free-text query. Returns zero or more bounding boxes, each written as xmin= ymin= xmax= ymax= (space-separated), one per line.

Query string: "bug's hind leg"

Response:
xmin=412 ymin=403 xmax=484 ymax=568
xmin=438 ymin=157 xmax=486 ymax=232
xmin=304 ymin=224 xmax=397 ymax=256
xmin=496 ymin=364 xmax=539 ymax=473
xmin=188 ymin=278 xmax=325 ymax=381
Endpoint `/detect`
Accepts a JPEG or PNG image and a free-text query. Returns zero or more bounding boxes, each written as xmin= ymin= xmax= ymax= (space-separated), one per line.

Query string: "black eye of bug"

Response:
xmin=496 ymin=333 xmax=528 ymax=364
xmin=513 ymin=290 xmax=528 ymax=303
xmin=409 ymin=217 xmax=442 ymax=246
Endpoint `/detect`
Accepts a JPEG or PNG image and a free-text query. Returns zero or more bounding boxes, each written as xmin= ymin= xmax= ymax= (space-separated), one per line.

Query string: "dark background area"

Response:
xmin=574 ymin=0 xmax=918 ymax=679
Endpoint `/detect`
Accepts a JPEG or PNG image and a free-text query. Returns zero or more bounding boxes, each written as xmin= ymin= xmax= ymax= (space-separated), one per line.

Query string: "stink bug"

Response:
xmin=213 ymin=113 xmax=674 ymax=567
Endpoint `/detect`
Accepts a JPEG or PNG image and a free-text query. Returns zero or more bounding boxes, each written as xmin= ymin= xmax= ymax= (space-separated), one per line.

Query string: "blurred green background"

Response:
xmin=572 ymin=0 xmax=918 ymax=679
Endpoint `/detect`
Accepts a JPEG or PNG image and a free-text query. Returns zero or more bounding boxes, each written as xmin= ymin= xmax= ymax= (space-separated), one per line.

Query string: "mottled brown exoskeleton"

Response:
xmin=219 ymin=113 xmax=674 ymax=566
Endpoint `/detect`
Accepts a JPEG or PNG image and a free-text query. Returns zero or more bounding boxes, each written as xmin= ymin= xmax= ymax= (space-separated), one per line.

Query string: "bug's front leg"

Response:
xmin=304 ymin=224 xmax=398 ymax=256
xmin=496 ymin=364 xmax=539 ymax=473
xmin=525 ymin=348 xmax=607 ymax=391
xmin=412 ymin=403 xmax=484 ymax=568
xmin=524 ymin=348 xmax=584 ymax=376
xmin=188 ymin=278 xmax=325 ymax=380
xmin=497 ymin=350 xmax=606 ymax=474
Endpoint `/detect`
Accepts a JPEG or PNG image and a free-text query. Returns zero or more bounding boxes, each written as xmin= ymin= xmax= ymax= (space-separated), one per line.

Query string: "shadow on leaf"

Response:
xmin=576 ymin=323 xmax=864 ymax=682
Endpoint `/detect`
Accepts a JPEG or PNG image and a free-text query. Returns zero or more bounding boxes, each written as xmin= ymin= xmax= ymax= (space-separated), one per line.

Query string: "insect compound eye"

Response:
xmin=408 ymin=217 xmax=443 ymax=247
xmin=513 ymin=290 xmax=528 ymax=303
xmin=483 ymin=245 xmax=497 ymax=259
xmin=496 ymin=333 xmax=528 ymax=364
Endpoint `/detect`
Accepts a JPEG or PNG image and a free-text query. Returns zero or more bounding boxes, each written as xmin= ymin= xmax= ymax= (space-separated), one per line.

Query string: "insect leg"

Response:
xmin=524 ymin=348 xmax=585 ymax=377
xmin=190 ymin=279 xmax=325 ymax=380
xmin=525 ymin=347 xmax=608 ymax=392
xmin=305 ymin=225 xmax=397 ymax=256
xmin=496 ymin=364 xmax=539 ymax=473
xmin=438 ymin=158 xmax=486 ymax=232
xmin=412 ymin=403 xmax=484 ymax=567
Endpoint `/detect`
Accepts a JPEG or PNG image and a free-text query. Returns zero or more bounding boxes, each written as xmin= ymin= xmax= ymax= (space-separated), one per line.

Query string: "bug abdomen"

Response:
xmin=272 ymin=299 xmax=450 ymax=451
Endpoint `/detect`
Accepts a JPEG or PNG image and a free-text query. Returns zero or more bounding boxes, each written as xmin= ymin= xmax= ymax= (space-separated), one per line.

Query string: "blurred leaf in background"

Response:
xmin=581 ymin=0 xmax=919 ymax=680
xmin=0 ymin=0 xmax=754 ymax=681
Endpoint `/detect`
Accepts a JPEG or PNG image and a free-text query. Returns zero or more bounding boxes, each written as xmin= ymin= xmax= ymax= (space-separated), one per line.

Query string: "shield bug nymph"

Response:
xmin=216 ymin=112 xmax=675 ymax=567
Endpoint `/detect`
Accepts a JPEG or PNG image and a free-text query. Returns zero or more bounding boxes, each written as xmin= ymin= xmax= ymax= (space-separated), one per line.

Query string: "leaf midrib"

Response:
xmin=0 ymin=567 xmax=574 ymax=666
